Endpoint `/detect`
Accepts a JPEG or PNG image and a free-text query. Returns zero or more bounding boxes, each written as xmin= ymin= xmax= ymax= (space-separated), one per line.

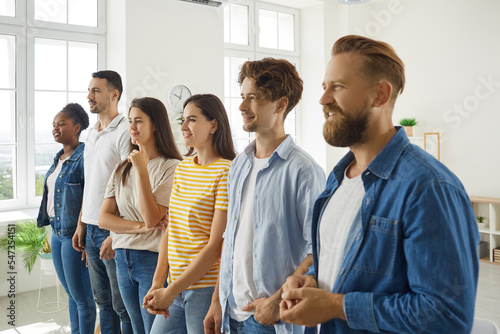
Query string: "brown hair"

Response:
xmin=237 ymin=58 xmax=303 ymax=118
xmin=117 ymin=97 xmax=182 ymax=186
xmin=332 ymin=35 xmax=405 ymax=100
xmin=183 ymin=94 xmax=236 ymax=161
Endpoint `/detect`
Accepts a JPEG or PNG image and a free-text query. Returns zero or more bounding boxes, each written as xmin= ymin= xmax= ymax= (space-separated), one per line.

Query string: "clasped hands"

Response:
xmin=280 ymin=274 xmax=345 ymax=327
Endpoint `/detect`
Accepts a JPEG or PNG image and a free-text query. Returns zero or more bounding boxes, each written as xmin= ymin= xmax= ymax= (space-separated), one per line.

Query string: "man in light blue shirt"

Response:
xmin=203 ymin=58 xmax=325 ymax=334
xmin=280 ymin=35 xmax=479 ymax=333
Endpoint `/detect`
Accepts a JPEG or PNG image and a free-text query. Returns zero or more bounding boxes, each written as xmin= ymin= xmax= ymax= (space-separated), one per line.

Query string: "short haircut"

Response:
xmin=91 ymin=70 xmax=123 ymax=102
xmin=332 ymin=35 xmax=405 ymax=100
xmin=61 ymin=103 xmax=89 ymax=137
xmin=238 ymin=58 xmax=303 ymax=118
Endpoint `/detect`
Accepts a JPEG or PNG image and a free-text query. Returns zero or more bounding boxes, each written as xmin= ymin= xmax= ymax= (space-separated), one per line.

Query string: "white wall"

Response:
xmin=107 ymin=0 xmax=225 ymax=140
xmin=301 ymin=0 xmax=500 ymax=198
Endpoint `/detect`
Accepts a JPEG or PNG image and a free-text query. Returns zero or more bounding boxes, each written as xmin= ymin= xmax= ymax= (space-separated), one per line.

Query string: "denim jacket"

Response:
xmin=220 ymin=135 xmax=325 ymax=334
xmin=37 ymin=143 xmax=85 ymax=237
xmin=307 ymin=127 xmax=479 ymax=334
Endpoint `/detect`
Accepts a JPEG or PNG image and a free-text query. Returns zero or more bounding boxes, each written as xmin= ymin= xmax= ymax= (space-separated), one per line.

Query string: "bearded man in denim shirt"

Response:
xmin=280 ymin=35 xmax=479 ymax=334
xmin=204 ymin=58 xmax=325 ymax=334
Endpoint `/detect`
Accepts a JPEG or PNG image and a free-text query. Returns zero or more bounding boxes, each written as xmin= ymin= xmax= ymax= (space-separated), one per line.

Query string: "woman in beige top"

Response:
xmin=99 ymin=97 xmax=182 ymax=334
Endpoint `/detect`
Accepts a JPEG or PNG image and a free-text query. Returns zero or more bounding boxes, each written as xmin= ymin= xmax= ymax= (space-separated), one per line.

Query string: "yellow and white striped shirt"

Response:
xmin=167 ymin=156 xmax=231 ymax=289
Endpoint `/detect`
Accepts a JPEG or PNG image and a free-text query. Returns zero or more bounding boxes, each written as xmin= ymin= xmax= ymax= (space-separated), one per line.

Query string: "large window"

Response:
xmin=224 ymin=0 xmax=300 ymax=152
xmin=0 ymin=0 xmax=105 ymax=211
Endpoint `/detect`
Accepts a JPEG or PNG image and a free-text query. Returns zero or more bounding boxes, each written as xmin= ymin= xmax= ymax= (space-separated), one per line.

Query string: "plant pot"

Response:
xmin=477 ymin=222 xmax=487 ymax=230
xmin=404 ymin=126 xmax=413 ymax=137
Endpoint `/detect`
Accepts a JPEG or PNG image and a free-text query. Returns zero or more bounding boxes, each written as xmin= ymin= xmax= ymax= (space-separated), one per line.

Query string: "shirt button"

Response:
xmin=226 ymin=269 xmax=230 ymax=274
xmin=57 ymin=204 xmax=60 ymax=207
xmin=229 ymin=243 xmax=232 ymax=247
xmin=232 ymin=216 xmax=236 ymax=220
xmin=57 ymin=217 xmax=60 ymax=220
xmin=59 ymin=175 xmax=62 ymax=178
xmin=356 ymin=234 xmax=361 ymax=241
xmin=57 ymin=189 xmax=61 ymax=193
xmin=366 ymin=197 xmax=370 ymax=205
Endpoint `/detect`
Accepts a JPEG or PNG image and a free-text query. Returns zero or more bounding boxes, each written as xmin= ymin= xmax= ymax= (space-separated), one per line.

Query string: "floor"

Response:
xmin=0 ymin=262 xmax=499 ymax=333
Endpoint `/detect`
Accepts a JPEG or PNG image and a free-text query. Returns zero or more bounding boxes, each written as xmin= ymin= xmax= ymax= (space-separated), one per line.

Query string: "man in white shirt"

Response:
xmin=72 ymin=70 xmax=132 ymax=334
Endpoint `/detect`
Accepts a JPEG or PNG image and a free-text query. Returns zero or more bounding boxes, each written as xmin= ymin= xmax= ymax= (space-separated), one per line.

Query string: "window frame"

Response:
xmin=223 ymin=0 xmax=301 ymax=150
xmin=254 ymin=2 xmax=300 ymax=57
xmin=0 ymin=0 xmax=105 ymax=212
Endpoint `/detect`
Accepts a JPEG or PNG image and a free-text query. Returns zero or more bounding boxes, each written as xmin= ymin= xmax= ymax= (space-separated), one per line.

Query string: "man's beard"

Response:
xmin=322 ymin=100 xmax=371 ymax=148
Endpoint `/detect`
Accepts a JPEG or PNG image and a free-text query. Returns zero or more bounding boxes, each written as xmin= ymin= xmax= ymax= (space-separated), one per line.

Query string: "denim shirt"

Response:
xmin=37 ymin=143 xmax=85 ymax=237
xmin=307 ymin=127 xmax=479 ymax=334
xmin=220 ymin=135 xmax=326 ymax=334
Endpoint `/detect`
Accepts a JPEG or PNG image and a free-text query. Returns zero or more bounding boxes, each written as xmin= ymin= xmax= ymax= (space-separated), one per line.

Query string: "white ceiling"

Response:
xmin=258 ymin=0 xmax=325 ymax=9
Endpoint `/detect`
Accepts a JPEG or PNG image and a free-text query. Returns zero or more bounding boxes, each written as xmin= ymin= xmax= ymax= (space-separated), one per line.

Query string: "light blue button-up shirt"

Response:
xmin=307 ymin=127 xmax=479 ymax=334
xmin=220 ymin=135 xmax=326 ymax=334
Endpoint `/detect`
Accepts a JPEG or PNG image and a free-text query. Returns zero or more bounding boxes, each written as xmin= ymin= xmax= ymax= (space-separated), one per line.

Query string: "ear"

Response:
xmin=372 ymin=81 xmax=392 ymax=107
xmin=111 ymin=89 xmax=120 ymax=102
xmin=275 ymin=97 xmax=289 ymax=114
xmin=74 ymin=123 xmax=81 ymax=135
xmin=210 ymin=119 xmax=218 ymax=134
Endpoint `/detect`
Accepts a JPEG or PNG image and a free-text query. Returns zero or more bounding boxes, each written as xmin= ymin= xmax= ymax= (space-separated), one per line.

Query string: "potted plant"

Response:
xmin=0 ymin=219 xmax=51 ymax=274
xmin=399 ymin=118 xmax=418 ymax=137
xmin=477 ymin=216 xmax=488 ymax=229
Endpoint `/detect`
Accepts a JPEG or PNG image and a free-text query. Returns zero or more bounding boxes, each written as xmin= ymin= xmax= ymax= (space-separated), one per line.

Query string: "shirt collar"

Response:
xmin=93 ymin=113 xmax=126 ymax=132
xmin=243 ymin=135 xmax=295 ymax=162
xmin=333 ymin=126 xmax=410 ymax=181
xmin=54 ymin=142 xmax=85 ymax=162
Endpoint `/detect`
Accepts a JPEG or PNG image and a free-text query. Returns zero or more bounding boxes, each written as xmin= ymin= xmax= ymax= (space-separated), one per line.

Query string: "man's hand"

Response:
xmin=280 ymin=288 xmax=345 ymax=327
xmin=203 ymin=298 xmax=223 ymax=334
xmin=242 ymin=296 xmax=280 ymax=326
xmin=99 ymin=236 xmax=115 ymax=260
xmin=72 ymin=223 xmax=86 ymax=253
xmin=281 ymin=274 xmax=317 ymax=309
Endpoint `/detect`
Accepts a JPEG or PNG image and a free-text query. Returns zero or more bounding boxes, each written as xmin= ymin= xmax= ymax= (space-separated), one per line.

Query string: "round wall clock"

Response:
xmin=167 ymin=84 xmax=192 ymax=112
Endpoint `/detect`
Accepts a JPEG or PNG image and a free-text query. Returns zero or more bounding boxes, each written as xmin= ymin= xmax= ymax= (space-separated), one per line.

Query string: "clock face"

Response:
xmin=168 ymin=84 xmax=192 ymax=112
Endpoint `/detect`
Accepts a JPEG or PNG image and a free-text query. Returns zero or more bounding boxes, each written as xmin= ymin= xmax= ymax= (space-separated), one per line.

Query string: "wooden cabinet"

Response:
xmin=470 ymin=196 xmax=500 ymax=264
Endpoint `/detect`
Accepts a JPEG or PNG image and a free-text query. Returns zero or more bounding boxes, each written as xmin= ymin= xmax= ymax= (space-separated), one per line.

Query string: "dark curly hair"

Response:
xmin=238 ymin=58 xmax=303 ymax=119
xmin=61 ymin=103 xmax=90 ymax=137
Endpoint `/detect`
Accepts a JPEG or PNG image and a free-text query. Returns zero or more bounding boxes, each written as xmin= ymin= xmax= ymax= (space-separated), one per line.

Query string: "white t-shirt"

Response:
xmin=318 ymin=170 xmax=365 ymax=293
xmin=46 ymin=157 xmax=69 ymax=217
xmin=229 ymin=155 xmax=270 ymax=321
xmin=81 ymin=114 xmax=131 ymax=226
xmin=104 ymin=156 xmax=179 ymax=252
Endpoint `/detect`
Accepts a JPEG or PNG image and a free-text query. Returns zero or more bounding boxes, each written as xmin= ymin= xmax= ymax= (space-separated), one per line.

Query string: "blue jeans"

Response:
xmin=51 ymin=230 xmax=96 ymax=334
xmin=85 ymin=224 xmax=132 ymax=334
xmin=115 ymin=249 xmax=159 ymax=334
xmin=150 ymin=286 xmax=215 ymax=334
xmin=229 ymin=316 xmax=277 ymax=334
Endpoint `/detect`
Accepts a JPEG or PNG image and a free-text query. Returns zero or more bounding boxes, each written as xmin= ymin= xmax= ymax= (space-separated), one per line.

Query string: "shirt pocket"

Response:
xmin=352 ymin=216 xmax=399 ymax=276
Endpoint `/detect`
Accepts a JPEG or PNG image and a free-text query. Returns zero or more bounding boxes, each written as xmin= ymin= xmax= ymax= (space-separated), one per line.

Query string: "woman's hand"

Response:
xmin=128 ymin=144 xmax=148 ymax=172
xmin=143 ymin=286 xmax=176 ymax=318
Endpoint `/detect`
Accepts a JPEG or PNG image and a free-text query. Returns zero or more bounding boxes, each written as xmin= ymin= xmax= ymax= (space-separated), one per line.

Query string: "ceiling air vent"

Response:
xmin=177 ymin=0 xmax=227 ymax=7
xmin=337 ymin=0 xmax=372 ymax=4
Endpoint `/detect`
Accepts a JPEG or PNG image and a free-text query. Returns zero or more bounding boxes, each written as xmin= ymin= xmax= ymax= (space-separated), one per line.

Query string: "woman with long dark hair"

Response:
xmin=37 ymin=103 xmax=96 ymax=333
xmin=143 ymin=94 xmax=236 ymax=334
xmin=99 ymin=97 xmax=182 ymax=334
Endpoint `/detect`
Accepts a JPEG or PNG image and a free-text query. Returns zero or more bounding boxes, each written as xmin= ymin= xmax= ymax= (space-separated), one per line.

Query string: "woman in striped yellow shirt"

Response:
xmin=144 ymin=94 xmax=236 ymax=334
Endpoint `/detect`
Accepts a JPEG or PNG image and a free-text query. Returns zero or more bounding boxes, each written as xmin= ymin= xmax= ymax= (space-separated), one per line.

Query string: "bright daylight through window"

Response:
xmin=0 ymin=0 xmax=104 ymax=210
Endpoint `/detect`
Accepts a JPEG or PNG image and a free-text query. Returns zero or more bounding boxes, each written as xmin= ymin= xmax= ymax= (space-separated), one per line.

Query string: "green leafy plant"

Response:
xmin=399 ymin=118 xmax=418 ymax=127
xmin=477 ymin=216 xmax=487 ymax=223
xmin=0 ymin=219 xmax=51 ymax=273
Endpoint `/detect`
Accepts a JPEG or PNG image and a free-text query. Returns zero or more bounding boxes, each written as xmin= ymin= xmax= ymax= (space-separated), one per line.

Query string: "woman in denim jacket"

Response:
xmin=37 ymin=103 xmax=96 ymax=333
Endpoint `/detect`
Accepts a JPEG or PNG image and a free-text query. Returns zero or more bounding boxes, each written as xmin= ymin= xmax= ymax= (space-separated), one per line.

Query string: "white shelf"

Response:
xmin=471 ymin=196 xmax=500 ymax=264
